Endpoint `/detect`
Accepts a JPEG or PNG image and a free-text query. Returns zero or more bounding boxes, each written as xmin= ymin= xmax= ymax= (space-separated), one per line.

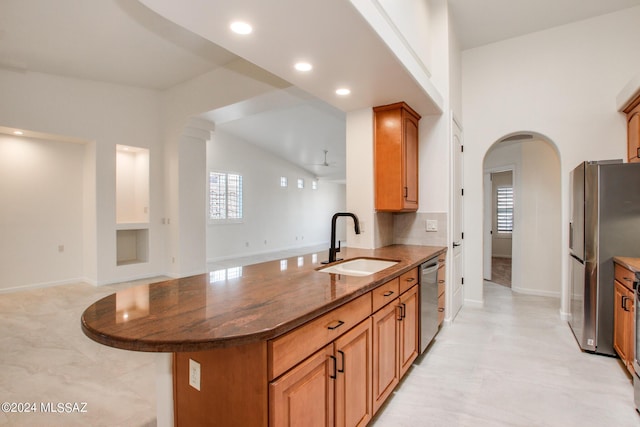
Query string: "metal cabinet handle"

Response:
xmin=396 ymin=305 xmax=403 ymax=321
xmin=405 ymin=277 xmax=415 ymax=283
xmin=401 ymin=303 xmax=407 ymax=319
xmin=438 ymin=308 xmax=445 ymax=312
xmin=383 ymin=290 xmax=395 ymax=297
xmin=622 ymin=296 xmax=631 ymax=312
xmin=329 ymin=355 xmax=337 ymax=379
xmin=327 ymin=320 xmax=345 ymax=330
xmin=337 ymin=350 xmax=345 ymax=373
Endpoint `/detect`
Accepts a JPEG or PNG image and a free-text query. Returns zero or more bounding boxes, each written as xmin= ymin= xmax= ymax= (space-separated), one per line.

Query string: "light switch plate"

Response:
xmin=426 ymin=220 xmax=438 ymax=232
xmin=189 ymin=359 xmax=201 ymax=391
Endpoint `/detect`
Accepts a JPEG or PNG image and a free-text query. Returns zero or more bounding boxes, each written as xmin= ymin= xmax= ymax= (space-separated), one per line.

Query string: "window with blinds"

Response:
xmin=496 ymin=186 xmax=513 ymax=233
xmin=210 ymin=172 xmax=243 ymax=221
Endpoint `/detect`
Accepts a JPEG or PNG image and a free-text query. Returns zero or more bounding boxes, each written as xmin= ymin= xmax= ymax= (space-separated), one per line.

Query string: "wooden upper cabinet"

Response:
xmin=627 ymin=103 xmax=640 ymax=163
xmin=374 ymin=102 xmax=421 ymax=212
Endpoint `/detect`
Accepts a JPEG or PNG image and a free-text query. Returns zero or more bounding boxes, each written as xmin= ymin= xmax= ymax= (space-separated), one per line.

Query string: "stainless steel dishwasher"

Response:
xmin=420 ymin=258 xmax=440 ymax=353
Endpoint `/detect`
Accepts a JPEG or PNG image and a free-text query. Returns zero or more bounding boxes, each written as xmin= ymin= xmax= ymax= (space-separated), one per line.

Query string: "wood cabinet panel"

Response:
xmin=374 ymin=102 xmax=421 ymax=212
xmin=614 ymin=280 xmax=634 ymax=373
xmin=334 ymin=319 xmax=373 ymax=427
xmin=627 ymin=104 xmax=640 ymax=163
xmin=269 ymin=293 xmax=372 ymax=380
xmin=372 ymin=301 xmax=399 ymax=413
xmin=270 ymin=344 xmax=335 ymax=427
xmin=372 ymin=278 xmax=400 ymax=313
xmin=173 ymin=342 xmax=268 ymax=427
xmin=398 ymin=285 xmax=419 ymax=378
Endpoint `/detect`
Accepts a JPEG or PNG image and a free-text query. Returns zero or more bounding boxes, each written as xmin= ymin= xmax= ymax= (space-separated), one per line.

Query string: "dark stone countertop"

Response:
xmin=81 ymin=244 xmax=446 ymax=352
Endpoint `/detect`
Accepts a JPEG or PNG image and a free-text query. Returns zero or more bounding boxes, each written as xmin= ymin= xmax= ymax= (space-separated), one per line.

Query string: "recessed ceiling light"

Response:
xmin=295 ymin=62 xmax=313 ymax=72
xmin=335 ymin=88 xmax=351 ymax=96
xmin=230 ymin=21 xmax=253 ymax=35
xmin=13 ymin=130 xmax=23 ymax=135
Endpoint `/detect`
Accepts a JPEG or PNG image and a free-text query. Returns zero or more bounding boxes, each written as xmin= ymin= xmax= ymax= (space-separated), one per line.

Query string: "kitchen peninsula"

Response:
xmin=82 ymin=244 xmax=446 ymax=426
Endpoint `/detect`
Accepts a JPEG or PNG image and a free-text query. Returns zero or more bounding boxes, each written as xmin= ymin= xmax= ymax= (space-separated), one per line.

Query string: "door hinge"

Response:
xmin=461 ymin=145 xmax=464 ymax=152
xmin=461 ymin=188 xmax=464 ymax=196
xmin=461 ymin=232 xmax=464 ymax=239
xmin=461 ymin=277 xmax=464 ymax=285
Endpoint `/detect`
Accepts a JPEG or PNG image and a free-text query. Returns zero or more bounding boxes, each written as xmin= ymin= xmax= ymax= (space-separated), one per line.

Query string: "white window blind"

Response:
xmin=209 ymin=172 xmax=243 ymax=221
xmin=496 ymin=186 xmax=513 ymax=233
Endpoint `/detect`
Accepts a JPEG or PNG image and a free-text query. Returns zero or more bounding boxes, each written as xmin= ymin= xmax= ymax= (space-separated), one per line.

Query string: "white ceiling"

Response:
xmin=449 ymin=0 xmax=640 ymax=49
xmin=3 ymin=0 xmax=640 ymax=180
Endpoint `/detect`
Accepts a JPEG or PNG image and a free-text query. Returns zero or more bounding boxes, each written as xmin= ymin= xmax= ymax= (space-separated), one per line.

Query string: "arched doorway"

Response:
xmin=482 ymin=133 xmax=562 ymax=297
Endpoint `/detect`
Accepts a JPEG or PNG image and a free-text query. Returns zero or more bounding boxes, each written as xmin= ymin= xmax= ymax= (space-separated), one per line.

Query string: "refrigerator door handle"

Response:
xmin=569 ymin=222 xmax=573 ymax=250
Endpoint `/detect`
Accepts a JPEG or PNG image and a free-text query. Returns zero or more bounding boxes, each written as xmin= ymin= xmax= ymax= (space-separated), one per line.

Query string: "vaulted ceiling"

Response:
xmin=2 ymin=0 xmax=639 ymax=181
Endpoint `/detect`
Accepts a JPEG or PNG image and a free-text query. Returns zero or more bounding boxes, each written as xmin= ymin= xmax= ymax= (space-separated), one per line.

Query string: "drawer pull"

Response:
xmin=438 ymin=280 xmax=445 ymax=284
xmin=438 ymin=307 xmax=445 ymax=312
xmin=327 ymin=320 xmax=345 ymax=330
xmin=624 ymin=276 xmax=633 ymax=282
xmin=405 ymin=277 xmax=415 ymax=282
xmin=383 ymin=291 xmax=395 ymax=297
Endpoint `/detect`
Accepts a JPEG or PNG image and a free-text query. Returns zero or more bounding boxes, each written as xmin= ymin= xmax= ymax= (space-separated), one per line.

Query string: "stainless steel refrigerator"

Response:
xmin=569 ymin=160 xmax=640 ymax=356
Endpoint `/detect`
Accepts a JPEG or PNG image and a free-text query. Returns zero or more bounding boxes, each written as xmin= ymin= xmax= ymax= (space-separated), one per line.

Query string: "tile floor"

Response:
xmin=1 ymin=249 xmax=638 ymax=426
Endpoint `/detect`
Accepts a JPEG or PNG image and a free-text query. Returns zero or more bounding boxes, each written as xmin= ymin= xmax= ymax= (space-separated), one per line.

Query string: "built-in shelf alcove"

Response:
xmin=116 ymin=144 xmax=149 ymax=266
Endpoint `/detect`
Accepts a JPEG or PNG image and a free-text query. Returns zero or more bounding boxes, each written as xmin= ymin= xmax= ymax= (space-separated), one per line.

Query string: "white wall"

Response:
xmin=0 ymin=134 xmax=84 ymax=291
xmin=207 ymin=130 xmax=346 ymax=261
xmin=461 ymin=6 xmax=640 ymax=311
xmin=0 ymin=69 xmax=163 ymax=287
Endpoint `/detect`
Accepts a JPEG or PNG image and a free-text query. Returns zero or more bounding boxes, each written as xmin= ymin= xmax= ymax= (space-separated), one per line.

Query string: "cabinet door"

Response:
xmin=334 ymin=319 xmax=372 ymax=427
xmin=628 ymin=110 xmax=640 ymax=163
xmin=270 ymin=344 xmax=335 ymax=427
xmin=614 ymin=280 xmax=628 ymax=362
xmin=626 ymin=291 xmax=635 ymax=374
xmin=403 ymin=111 xmax=419 ymax=209
xmin=372 ymin=301 xmax=399 ymax=414
xmin=398 ymin=285 xmax=419 ymax=378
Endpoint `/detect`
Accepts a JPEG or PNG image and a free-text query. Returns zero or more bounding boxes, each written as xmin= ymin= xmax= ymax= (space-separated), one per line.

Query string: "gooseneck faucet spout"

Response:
xmin=322 ymin=212 xmax=361 ymax=264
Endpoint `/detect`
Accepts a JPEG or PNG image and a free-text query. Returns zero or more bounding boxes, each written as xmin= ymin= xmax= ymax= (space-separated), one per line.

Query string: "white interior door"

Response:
xmin=450 ymin=116 xmax=464 ymax=320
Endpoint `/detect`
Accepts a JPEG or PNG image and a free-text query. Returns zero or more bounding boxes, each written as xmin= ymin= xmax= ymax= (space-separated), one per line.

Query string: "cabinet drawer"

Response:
xmin=268 ymin=292 xmax=371 ymax=380
xmin=372 ymin=278 xmax=400 ymax=313
xmin=399 ymin=268 xmax=419 ymax=294
xmin=615 ymin=263 xmax=636 ymax=291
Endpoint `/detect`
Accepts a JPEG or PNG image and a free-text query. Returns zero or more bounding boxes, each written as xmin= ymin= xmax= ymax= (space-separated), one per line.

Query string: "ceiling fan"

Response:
xmin=307 ymin=149 xmax=337 ymax=168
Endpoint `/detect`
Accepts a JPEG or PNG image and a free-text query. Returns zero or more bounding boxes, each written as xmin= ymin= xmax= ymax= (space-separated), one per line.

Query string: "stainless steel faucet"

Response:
xmin=322 ymin=212 xmax=361 ymax=264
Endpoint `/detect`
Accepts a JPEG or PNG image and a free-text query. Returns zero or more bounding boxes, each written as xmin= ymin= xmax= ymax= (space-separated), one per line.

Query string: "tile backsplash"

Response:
xmin=392 ymin=212 xmax=448 ymax=247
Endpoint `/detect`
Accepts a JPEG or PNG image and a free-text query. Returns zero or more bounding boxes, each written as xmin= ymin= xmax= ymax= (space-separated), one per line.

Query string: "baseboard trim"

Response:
xmin=511 ymin=286 xmax=561 ymax=298
xmin=0 ymin=277 xmax=85 ymax=294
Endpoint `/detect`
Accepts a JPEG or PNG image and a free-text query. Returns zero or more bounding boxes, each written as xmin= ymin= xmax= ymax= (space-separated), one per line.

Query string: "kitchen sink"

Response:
xmin=317 ymin=258 xmax=399 ymax=276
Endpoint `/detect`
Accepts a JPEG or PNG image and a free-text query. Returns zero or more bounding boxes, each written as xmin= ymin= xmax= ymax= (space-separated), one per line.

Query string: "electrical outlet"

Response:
xmin=189 ymin=359 xmax=201 ymax=391
xmin=426 ymin=220 xmax=438 ymax=232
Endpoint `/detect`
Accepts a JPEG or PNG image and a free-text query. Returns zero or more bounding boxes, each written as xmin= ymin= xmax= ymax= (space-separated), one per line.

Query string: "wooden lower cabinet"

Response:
xmin=398 ymin=285 xmax=419 ymax=378
xmin=270 ymin=344 xmax=335 ymax=427
xmin=335 ymin=319 xmax=373 ymax=427
xmin=614 ymin=279 xmax=635 ymax=374
xmin=270 ymin=319 xmax=373 ymax=427
xmin=372 ymin=284 xmax=420 ymax=414
xmin=174 ymin=278 xmax=423 ymax=427
xmin=372 ymin=300 xmax=399 ymax=413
